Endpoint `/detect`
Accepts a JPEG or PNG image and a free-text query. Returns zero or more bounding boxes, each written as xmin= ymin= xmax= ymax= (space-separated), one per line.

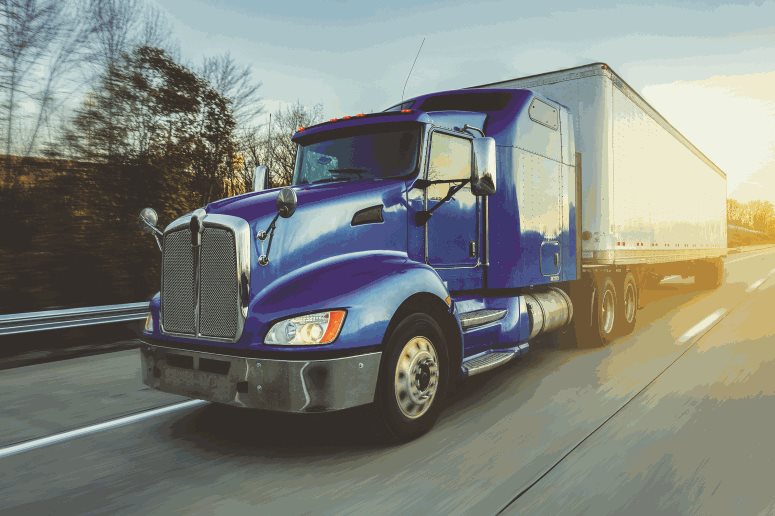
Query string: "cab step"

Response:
xmin=462 ymin=343 xmax=528 ymax=377
xmin=459 ymin=309 xmax=507 ymax=330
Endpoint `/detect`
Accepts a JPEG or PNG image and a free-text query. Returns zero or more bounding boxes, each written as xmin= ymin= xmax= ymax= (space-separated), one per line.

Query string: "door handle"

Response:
xmin=553 ymin=252 xmax=559 ymax=267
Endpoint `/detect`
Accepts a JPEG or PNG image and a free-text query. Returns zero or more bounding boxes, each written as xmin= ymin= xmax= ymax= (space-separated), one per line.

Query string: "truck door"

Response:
xmin=424 ymin=130 xmax=482 ymax=291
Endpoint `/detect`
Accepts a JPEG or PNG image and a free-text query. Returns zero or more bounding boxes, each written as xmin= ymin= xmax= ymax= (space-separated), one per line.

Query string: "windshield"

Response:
xmin=293 ymin=123 xmax=421 ymax=185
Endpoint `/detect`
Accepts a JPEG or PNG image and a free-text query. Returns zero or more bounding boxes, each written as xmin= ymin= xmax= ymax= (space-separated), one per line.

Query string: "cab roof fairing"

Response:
xmin=291 ymin=111 xmax=433 ymax=143
xmin=292 ymin=88 xmax=535 ymax=145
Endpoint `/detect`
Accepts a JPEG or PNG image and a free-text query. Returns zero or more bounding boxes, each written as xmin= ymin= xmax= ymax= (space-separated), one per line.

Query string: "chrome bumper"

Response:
xmin=140 ymin=342 xmax=382 ymax=413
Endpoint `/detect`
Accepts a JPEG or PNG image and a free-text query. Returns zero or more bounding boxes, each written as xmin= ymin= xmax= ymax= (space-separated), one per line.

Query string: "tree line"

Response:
xmin=0 ymin=0 xmax=321 ymax=202
xmin=727 ymin=199 xmax=775 ymax=235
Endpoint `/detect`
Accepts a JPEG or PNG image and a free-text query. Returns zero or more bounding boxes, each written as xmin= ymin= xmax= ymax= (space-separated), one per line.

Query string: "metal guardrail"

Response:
xmin=0 ymin=302 xmax=149 ymax=336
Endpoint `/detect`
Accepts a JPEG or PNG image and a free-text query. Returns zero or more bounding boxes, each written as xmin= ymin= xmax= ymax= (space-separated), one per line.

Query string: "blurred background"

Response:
xmin=0 ymin=0 xmax=323 ymax=314
xmin=1 ymin=0 xmax=774 ymax=314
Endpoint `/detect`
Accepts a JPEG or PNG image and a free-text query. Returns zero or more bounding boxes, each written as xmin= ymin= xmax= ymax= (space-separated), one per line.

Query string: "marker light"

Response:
xmin=144 ymin=313 xmax=154 ymax=333
xmin=265 ymin=310 xmax=346 ymax=346
xmin=400 ymin=109 xmax=412 ymax=113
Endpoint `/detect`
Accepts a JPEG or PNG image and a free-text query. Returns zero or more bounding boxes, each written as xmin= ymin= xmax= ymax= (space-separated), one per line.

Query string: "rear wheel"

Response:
xmin=615 ymin=272 xmax=638 ymax=336
xmin=595 ymin=275 xmax=618 ymax=344
xmin=696 ymin=259 xmax=724 ymax=289
xmin=574 ymin=274 xmax=618 ymax=347
xmin=374 ymin=313 xmax=449 ymax=441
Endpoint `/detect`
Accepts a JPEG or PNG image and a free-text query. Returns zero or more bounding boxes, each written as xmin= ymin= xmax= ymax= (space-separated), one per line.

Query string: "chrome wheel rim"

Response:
xmin=601 ymin=288 xmax=615 ymax=335
xmin=624 ymin=283 xmax=636 ymax=324
xmin=394 ymin=336 xmax=439 ymax=419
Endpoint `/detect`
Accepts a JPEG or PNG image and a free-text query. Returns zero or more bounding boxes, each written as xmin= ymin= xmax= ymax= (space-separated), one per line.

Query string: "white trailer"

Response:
xmin=476 ymin=63 xmax=727 ymax=344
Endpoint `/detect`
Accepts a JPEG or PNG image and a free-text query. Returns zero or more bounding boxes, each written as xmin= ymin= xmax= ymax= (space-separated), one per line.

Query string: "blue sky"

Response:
xmin=155 ymin=0 xmax=775 ymax=201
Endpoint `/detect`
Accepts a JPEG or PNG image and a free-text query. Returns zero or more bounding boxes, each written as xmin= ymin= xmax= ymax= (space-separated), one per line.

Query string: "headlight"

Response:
xmin=265 ymin=310 xmax=346 ymax=346
xmin=144 ymin=313 xmax=154 ymax=333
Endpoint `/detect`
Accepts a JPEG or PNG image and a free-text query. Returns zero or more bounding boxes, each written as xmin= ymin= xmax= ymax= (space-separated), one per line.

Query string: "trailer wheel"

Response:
xmin=696 ymin=259 xmax=724 ymax=289
xmin=373 ymin=313 xmax=449 ymax=441
xmin=616 ymin=272 xmax=638 ymax=336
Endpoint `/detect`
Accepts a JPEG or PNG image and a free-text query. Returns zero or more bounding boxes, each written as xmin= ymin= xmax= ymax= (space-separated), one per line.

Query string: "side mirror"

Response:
xmin=253 ymin=165 xmax=270 ymax=192
xmin=276 ymin=187 xmax=297 ymax=218
xmin=471 ymin=137 xmax=497 ymax=196
xmin=139 ymin=207 xmax=162 ymax=251
xmin=139 ymin=207 xmax=159 ymax=234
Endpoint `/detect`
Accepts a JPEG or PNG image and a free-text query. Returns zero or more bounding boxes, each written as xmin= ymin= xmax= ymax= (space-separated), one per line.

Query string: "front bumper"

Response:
xmin=140 ymin=342 xmax=382 ymax=413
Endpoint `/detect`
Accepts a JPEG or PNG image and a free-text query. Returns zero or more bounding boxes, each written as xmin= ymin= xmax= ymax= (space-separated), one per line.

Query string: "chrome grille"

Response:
xmin=199 ymin=227 xmax=238 ymax=339
xmin=160 ymin=215 xmax=246 ymax=342
xmin=161 ymin=229 xmax=195 ymax=334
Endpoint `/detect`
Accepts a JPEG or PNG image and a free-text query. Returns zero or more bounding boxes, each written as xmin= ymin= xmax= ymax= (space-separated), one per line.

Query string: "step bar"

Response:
xmin=462 ymin=343 xmax=529 ymax=376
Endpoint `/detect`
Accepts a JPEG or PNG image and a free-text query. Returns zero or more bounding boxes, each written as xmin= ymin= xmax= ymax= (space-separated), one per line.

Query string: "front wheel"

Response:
xmin=374 ymin=313 xmax=449 ymax=442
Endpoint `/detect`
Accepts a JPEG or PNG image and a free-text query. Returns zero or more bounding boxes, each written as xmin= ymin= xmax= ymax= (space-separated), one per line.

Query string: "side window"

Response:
xmin=427 ymin=132 xmax=472 ymax=200
xmin=529 ymin=98 xmax=559 ymax=130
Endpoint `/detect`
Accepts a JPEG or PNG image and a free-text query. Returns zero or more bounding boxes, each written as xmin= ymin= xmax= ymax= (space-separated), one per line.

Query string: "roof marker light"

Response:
xmin=342 ymin=115 xmax=352 ymax=120
xmin=297 ymin=126 xmax=305 ymax=132
xmin=329 ymin=118 xmax=338 ymax=122
xmin=356 ymin=113 xmax=365 ymax=117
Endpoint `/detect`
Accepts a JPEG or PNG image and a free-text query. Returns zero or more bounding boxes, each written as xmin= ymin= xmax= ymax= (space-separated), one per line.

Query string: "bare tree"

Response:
xmin=86 ymin=0 xmax=138 ymax=70
xmin=0 ymin=0 xmax=62 ymax=160
xmin=139 ymin=2 xmax=175 ymax=54
xmin=256 ymin=102 xmax=323 ymax=187
xmin=24 ymin=1 xmax=93 ymax=155
xmin=201 ymin=52 xmax=263 ymax=128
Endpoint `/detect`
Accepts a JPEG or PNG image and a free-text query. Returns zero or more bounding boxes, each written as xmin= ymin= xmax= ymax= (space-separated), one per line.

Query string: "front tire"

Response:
xmin=374 ymin=313 xmax=449 ymax=442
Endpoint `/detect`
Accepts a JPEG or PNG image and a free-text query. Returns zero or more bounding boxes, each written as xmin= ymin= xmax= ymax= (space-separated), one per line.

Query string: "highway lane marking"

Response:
xmin=677 ymin=308 xmax=727 ymax=345
xmin=745 ymin=268 xmax=775 ymax=293
xmin=727 ymin=247 xmax=775 ymax=264
xmin=747 ymin=278 xmax=766 ymax=293
xmin=0 ymin=399 xmax=206 ymax=460
xmin=499 ymin=305 xmax=734 ymax=514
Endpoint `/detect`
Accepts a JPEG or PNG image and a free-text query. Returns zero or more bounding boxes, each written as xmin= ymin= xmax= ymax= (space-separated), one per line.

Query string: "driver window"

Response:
xmin=427 ymin=132 xmax=472 ymax=200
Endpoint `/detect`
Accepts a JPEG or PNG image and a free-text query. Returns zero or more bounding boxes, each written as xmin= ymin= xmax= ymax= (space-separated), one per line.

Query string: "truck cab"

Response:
xmin=140 ymin=88 xmax=579 ymax=440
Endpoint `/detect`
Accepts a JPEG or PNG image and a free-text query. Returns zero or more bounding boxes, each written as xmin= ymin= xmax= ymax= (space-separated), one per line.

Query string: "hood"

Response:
xmin=204 ymin=179 xmax=410 ymax=304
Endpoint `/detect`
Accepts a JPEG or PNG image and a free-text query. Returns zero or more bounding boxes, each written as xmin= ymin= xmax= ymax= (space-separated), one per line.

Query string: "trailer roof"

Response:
xmin=470 ymin=62 xmax=726 ymax=179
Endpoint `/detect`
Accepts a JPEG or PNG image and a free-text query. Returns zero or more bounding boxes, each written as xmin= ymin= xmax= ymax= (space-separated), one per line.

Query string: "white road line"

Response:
xmin=727 ymin=248 xmax=775 ymax=264
xmin=0 ymin=399 xmax=206 ymax=460
xmin=747 ymin=278 xmax=766 ymax=293
xmin=677 ymin=309 xmax=727 ymax=345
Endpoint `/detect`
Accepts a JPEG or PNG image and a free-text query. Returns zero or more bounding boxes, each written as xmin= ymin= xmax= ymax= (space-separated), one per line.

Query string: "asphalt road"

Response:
xmin=1 ymin=247 xmax=775 ymax=515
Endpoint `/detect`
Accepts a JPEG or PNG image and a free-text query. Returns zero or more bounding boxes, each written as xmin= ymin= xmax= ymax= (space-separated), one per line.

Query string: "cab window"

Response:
xmin=427 ymin=132 xmax=471 ymax=200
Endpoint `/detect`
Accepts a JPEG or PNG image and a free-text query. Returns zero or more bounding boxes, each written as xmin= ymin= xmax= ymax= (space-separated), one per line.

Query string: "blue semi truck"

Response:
xmin=139 ymin=63 xmax=727 ymax=440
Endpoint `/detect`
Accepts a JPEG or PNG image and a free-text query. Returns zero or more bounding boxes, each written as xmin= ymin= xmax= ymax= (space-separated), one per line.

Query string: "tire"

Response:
xmin=572 ymin=274 xmax=617 ymax=347
xmin=615 ymin=272 xmax=638 ymax=336
xmin=696 ymin=259 xmax=724 ymax=289
xmin=373 ymin=313 xmax=449 ymax=442
xmin=588 ymin=275 xmax=617 ymax=346
xmin=642 ymin=273 xmax=662 ymax=289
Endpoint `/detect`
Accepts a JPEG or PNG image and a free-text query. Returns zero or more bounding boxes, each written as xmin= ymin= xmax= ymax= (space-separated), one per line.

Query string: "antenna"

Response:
xmin=401 ymin=37 xmax=426 ymax=103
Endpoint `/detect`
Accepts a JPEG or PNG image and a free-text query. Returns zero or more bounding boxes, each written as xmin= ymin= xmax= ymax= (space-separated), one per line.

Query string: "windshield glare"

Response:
xmin=293 ymin=123 xmax=421 ymax=185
